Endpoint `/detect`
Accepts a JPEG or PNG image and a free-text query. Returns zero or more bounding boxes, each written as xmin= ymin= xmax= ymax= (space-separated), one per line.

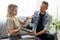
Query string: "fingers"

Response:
xmin=28 ymin=31 xmax=36 ymax=36
xmin=26 ymin=17 xmax=31 ymax=19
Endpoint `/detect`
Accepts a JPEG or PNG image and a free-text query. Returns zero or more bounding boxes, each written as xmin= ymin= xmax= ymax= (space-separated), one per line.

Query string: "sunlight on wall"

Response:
xmin=0 ymin=0 xmax=36 ymax=20
xmin=57 ymin=0 xmax=60 ymax=20
xmin=0 ymin=0 xmax=60 ymax=20
xmin=36 ymin=0 xmax=58 ymax=20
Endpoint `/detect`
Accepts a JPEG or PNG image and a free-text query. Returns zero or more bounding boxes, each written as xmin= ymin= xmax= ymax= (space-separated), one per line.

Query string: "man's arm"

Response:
xmin=35 ymin=29 xmax=46 ymax=36
xmin=35 ymin=16 xmax=52 ymax=36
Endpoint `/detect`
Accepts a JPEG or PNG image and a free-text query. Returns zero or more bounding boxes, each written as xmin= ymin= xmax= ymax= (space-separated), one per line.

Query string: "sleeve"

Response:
xmin=32 ymin=11 xmax=39 ymax=23
xmin=6 ymin=18 xmax=14 ymax=29
xmin=44 ymin=16 xmax=52 ymax=31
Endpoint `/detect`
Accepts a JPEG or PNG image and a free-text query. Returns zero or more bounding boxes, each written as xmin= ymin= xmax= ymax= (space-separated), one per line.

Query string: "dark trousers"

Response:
xmin=37 ymin=34 xmax=55 ymax=40
xmin=10 ymin=34 xmax=21 ymax=40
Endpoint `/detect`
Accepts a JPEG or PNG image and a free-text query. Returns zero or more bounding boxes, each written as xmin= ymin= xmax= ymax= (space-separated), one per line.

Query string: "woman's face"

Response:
xmin=12 ymin=7 xmax=18 ymax=16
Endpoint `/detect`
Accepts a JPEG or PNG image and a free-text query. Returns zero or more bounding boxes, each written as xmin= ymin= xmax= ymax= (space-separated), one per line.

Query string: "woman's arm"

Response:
xmin=6 ymin=18 xmax=20 ymax=35
xmin=19 ymin=17 xmax=31 ymax=25
xmin=8 ymin=28 xmax=20 ymax=35
xmin=19 ymin=15 xmax=33 ymax=25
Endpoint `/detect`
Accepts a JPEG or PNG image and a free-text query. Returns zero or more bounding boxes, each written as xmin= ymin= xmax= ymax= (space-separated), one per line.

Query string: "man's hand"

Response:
xmin=28 ymin=31 xmax=38 ymax=36
xmin=28 ymin=29 xmax=46 ymax=36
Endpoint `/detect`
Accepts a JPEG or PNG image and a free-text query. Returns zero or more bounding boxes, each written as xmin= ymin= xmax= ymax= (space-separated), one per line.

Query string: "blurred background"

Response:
xmin=0 ymin=0 xmax=60 ymax=20
xmin=0 ymin=0 xmax=60 ymax=40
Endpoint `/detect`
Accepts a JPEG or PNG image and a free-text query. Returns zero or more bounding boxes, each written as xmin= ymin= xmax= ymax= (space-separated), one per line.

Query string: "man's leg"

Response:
xmin=46 ymin=34 xmax=55 ymax=40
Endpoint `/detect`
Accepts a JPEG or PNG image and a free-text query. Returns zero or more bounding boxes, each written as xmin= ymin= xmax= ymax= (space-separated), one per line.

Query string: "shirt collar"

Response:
xmin=38 ymin=11 xmax=47 ymax=16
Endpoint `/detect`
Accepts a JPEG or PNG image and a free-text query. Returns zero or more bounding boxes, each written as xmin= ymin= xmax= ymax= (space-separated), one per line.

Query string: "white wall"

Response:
xmin=0 ymin=0 xmax=60 ymax=20
xmin=36 ymin=0 xmax=57 ymax=20
xmin=0 ymin=0 xmax=36 ymax=20
xmin=57 ymin=0 xmax=60 ymax=20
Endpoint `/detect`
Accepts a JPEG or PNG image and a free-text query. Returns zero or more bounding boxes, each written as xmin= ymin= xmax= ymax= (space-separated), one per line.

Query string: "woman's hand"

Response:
xmin=19 ymin=17 xmax=31 ymax=25
xmin=26 ymin=17 xmax=31 ymax=20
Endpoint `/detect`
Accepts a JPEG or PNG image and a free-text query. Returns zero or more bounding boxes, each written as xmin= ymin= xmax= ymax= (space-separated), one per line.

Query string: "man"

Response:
xmin=28 ymin=1 xmax=54 ymax=40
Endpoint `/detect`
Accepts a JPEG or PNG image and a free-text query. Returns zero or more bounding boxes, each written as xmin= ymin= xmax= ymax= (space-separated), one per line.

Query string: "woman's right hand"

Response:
xmin=26 ymin=17 xmax=31 ymax=19
xmin=18 ymin=27 xmax=21 ymax=30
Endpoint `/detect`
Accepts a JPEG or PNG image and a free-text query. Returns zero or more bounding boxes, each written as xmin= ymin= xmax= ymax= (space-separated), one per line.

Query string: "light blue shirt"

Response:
xmin=32 ymin=11 xmax=52 ymax=33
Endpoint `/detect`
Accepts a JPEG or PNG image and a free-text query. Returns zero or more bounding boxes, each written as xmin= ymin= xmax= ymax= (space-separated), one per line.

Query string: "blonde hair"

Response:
xmin=7 ymin=4 xmax=18 ymax=17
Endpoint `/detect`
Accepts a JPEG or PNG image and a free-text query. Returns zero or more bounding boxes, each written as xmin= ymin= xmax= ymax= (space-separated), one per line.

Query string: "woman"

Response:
xmin=6 ymin=4 xmax=29 ymax=40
